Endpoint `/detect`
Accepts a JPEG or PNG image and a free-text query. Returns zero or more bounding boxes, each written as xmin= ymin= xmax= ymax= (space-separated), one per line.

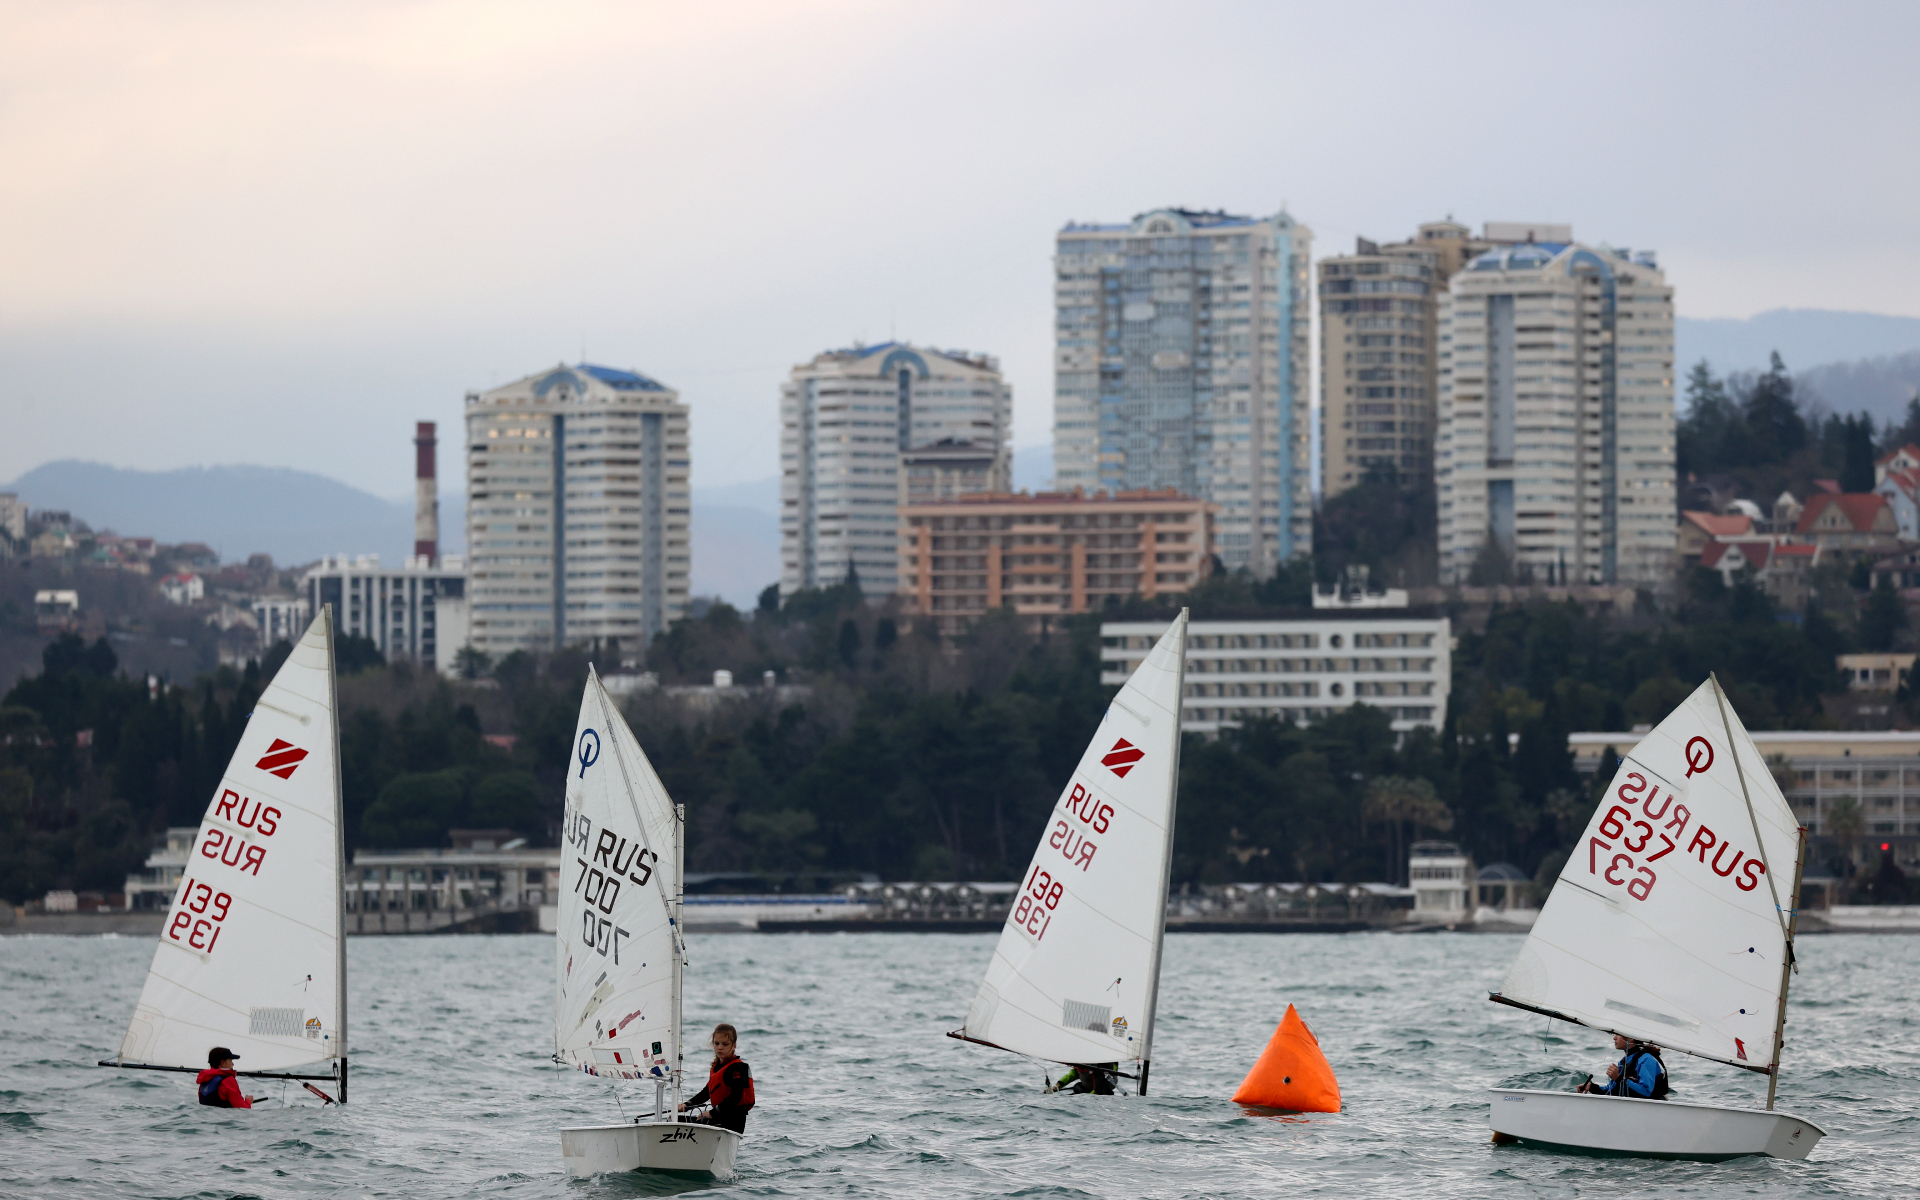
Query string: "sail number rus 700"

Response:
xmin=1590 ymin=765 xmax=1768 ymax=905
xmin=566 ymin=811 xmax=659 ymax=966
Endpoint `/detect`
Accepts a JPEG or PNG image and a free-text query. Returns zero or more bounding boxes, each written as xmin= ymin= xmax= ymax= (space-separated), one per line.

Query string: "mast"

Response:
xmin=1708 ymin=670 xmax=1799 ymax=1112
xmin=672 ymin=799 xmax=686 ymax=1117
xmin=325 ymin=602 xmax=349 ymax=1105
xmin=1766 ymin=827 xmax=1808 ymax=1110
xmin=1134 ymin=608 xmax=1188 ymax=1096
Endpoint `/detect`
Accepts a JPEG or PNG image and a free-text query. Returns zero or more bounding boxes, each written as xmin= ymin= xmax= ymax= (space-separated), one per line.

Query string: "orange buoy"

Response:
xmin=1231 ymin=1003 xmax=1340 ymax=1113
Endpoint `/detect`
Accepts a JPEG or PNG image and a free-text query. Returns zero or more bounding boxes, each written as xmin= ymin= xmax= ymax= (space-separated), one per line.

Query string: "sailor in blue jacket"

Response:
xmin=1578 ymin=1034 xmax=1668 ymax=1098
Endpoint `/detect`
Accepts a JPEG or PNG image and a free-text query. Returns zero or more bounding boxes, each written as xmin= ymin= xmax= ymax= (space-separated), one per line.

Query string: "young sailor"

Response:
xmin=1047 ymin=1063 xmax=1118 ymax=1095
xmin=196 ymin=1048 xmax=264 ymax=1108
xmin=1577 ymin=1034 xmax=1668 ymax=1098
xmin=679 ymin=1024 xmax=755 ymax=1133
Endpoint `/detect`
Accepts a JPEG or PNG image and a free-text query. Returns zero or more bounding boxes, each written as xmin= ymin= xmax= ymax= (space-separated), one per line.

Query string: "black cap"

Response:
xmin=208 ymin=1047 xmax=239 ymax=1066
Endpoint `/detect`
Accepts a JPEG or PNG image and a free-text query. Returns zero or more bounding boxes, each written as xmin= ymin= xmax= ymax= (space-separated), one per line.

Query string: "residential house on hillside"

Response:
xmin=1701 ymin=540 xmax=1820 ymax=606
xmin=1874 ymin=444 xmax=1920 ymax=540
xmin=1795 ymin=493 xmax=1901 ymax=557
xmin=158 ymin=572 xmax=204 ymax=606
xmin=1678 ymin=510 xmax=1752 ymax=558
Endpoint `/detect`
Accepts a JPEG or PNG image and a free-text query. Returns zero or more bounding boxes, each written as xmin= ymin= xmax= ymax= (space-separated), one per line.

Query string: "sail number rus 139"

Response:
xmin=166 ymin=877 xmax=233 ymax=954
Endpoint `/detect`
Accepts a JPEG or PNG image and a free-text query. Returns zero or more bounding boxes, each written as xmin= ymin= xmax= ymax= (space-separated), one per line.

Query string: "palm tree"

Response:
xmin=1824 ymin=794 xmax=1865 ymax=874
xmin=1363 ymin=776 xmax=1454 ymax=885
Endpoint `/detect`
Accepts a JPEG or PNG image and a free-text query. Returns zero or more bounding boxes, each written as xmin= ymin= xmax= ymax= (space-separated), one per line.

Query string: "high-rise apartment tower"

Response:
xmin=1053 ymin=207 xmax=1311 ymax=576
xmin=465 ymin=363 xmax=690 ymax=656
xmin=1435 ymin=232 xmax=1676 ymax=585
xmin=1319 ymin=221 xmax=1499 ymax=495
xmin=780 ymin=342 xmax=1010 ymax=598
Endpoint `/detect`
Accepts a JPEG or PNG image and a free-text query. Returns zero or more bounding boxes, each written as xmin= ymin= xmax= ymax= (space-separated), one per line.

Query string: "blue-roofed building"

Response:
xmin=464 ymin=363 xmax=690 ymax=655
xmin=780 ymin=343 xmax=1010 ymax=598
xmin=1435 ymin=231 xmax=1677 ymax=586
xmin=1052 ymin=207 xmax=1312 ymax=577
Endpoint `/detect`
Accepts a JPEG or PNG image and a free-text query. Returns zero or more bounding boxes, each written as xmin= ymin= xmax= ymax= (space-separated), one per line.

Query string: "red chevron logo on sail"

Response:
xmin=256 ymin=738 xmax=309 ymax=780
xmin=1101 ymin=738 xmax=1144 ymax=778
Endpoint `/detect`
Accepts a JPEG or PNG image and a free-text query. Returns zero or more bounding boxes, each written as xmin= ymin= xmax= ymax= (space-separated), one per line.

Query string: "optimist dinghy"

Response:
xmin=100 ymin=608 xmax=349 ymax=1104
xmin=555 ymin=666 xmax=739 ymax=1179
xmin=950 ymin=610 xmax=1188 ymax=1094
xmin=1487 ymin=674 xmax=1824 ymax=1160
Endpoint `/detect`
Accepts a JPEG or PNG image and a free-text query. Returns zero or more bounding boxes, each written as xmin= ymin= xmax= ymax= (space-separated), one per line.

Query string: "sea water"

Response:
xmin=2 ymin=931 xmax=1915 ymax=1197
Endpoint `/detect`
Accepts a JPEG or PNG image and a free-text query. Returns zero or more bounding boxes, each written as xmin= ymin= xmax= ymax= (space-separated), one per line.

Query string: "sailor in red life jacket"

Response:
xmin=678 ymin=1023 xmax=754 ymax=1133
xmin=197 ymin=1047 xmax=264 ymax=1109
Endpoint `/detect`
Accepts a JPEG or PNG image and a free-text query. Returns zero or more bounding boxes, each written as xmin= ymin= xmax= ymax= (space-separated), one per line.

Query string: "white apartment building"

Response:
xmin=1100 ymin=615 xmax=1451 ymax=735
xmin=1054 ymin=208 xmax=1313 ymax=575
xmin=302 ymin=554 xmax=468 ymax=675
xmin=780 ymin=343 xmax=1010 ymax=598
xmin=465 ymin=364 xmax=690 ymax=656
xmin=1436 ymin=232 xmax=1676 ymax=586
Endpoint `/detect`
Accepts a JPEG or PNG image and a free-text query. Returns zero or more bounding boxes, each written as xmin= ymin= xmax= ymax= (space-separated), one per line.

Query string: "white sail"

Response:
xmin=555 ymin=667 xmax=682 ymax=1084
xmin=958 ymin=610 xmax=1187 ymax=1071
xmin=116 ymin=609 xmax=345 ymax=1074
xmin=1496 ymin=676 xmax=1802 ymax=1069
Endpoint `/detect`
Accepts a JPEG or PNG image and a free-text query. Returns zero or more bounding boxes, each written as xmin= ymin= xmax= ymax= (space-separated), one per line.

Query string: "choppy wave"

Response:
xmin=0 ymin=931 xmax=1913 ymax=1197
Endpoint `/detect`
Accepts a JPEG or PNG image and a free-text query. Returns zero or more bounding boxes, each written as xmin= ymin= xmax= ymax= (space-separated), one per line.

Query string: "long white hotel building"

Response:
xmin=465 ymin=364 xmax=690 ymax=657
xmin=780 ymin=342 xmax=1010 ymax=598
xmin=1436 ymin=232 xmax=1676 ymax=585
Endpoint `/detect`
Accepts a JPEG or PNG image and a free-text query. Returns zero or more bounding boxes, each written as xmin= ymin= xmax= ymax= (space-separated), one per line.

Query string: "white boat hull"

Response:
xmin=560 ymin=1120 xmax=741 ymax=1178
xmin=1488 ymin=1088 xmax=1824 ymax=1161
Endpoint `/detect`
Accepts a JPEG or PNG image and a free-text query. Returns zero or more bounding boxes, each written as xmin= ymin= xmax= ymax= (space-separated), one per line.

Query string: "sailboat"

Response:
xmin=951 ymin=610 xmax=1188 ymax=1094
xmin=1487 ymin=674 xmax=1825 ymax=1160
xmin=100 ymin=608 xmax=348 ymax=1104
xmin=555 ymin=666 xmax=739 ymax=1179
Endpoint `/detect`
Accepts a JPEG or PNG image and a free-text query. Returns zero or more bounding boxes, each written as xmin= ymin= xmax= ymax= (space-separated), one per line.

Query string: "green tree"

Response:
xmin=1859 ymin=578 xmax=1907 ymax=651
xmin=1362 ymin=776 xmax=1453 ymax=884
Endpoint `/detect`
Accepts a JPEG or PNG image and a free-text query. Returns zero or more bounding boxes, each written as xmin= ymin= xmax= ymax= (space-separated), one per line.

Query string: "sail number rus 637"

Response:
xmin=566 ymin=811 xmax=659 ymax=965
xmin=1589 ymin=766 xmax=1768 ymax=904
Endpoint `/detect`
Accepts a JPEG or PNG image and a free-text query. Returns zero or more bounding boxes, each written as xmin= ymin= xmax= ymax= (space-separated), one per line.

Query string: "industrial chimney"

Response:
xmin=414 ymin=421 xmax=438 ymax=565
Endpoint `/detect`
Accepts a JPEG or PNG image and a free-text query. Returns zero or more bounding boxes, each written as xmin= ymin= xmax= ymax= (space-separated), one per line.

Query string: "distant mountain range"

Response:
xmin=3 ymin=460 xmax=779 ymax=609
xmin=1675 ymin=309 xmax=1920 ymax=423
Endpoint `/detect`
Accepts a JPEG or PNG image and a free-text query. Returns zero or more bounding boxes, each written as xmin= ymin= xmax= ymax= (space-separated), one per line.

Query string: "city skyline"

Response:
xmin=5 ymin=3 xmax=1920 ymax=500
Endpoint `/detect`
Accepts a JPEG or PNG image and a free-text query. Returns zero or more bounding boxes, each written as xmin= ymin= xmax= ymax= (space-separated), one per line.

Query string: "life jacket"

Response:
xmin=706 ymin=1057 xmax=754 ymax=1112
xmin=197 ymin=1068 xmax=238 ymax=1108
xmin=1616 ymin=1048 xmax=1669 ymax=1099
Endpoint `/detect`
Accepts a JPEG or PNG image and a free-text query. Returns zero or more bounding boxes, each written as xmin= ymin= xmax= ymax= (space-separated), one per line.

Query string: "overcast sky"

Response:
xmin=5 ymin=0 xmax=1920 ymax=497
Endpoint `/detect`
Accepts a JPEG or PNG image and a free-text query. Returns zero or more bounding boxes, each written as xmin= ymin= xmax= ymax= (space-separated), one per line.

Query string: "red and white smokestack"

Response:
xmin=414 ymin=421 xmax=438 ymax=565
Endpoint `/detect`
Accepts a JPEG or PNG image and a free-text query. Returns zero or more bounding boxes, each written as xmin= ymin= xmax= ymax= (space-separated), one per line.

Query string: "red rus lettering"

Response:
xmin=1092 ymin=804 xmax=1113 ymax=835
xmin=1641 ymin=786 xmax=1672 ymax=821
xmin=220 ymin=836 xmax=245 ymax=868
xmin=214 ymin=789 xmax=240 ymax=821
xmin=235 ymin=796 xmax=265 ymax=828
xmin=1665 ymin=804 xmax=1691 ymax=836
xmin=1738 ymin=859 xmax=1767 ymax=892
xmin=1688 ymin=826 xmax=1717 ymax=863
xmin=240 ymin=844 xmax=265 ymax=875
xmin=1616 ymin=771 xmax=1648 ymax=802
xmin=257 ymin=807 xmax=279 ymax=837
xmin=1048 ymin=820 xmax=1069 ymax=850
xmin=1710 ymin=842 xmax=1745 ymax=878
xmin=1075 ymin=840 xmax=1096 ymax=870
xmin=201 ymin=829 xmax=224 ymax=859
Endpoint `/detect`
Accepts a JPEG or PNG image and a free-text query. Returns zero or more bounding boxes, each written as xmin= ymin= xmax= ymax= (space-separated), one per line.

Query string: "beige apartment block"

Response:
xmin=464 ymin=364 xmax=690 ymax=657
xmin=1053 ymin=208 xmax=1312 ymax=577
xmin=897 ymin=489 xmax=1215 ymax=635
xmin=1436 ymin=232 xmax=1676 ymax=586
xmin=781 ymin=343 xmax=1010 ymax=599
xmin=1319 ymin=221 xmax=1499 ymax=496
